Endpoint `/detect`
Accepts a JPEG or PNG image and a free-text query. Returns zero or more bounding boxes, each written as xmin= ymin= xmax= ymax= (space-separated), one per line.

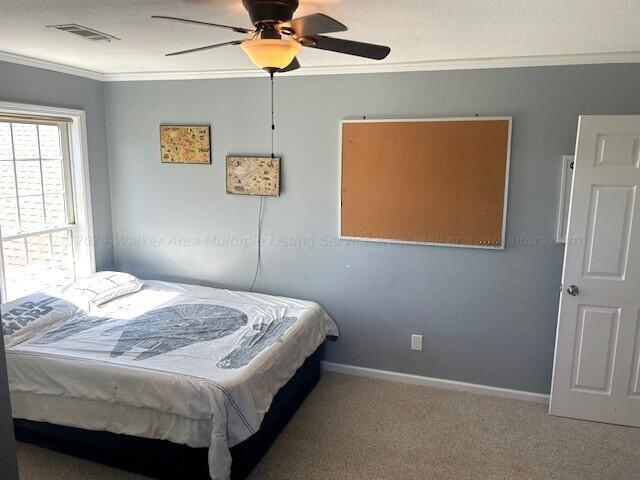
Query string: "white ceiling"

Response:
xmin=2 ymin=0 xmax=640 ymax=80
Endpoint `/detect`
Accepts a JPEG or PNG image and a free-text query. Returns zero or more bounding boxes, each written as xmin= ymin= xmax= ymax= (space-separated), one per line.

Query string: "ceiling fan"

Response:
xmin=152 ymin=0 xmax=391 ymax=73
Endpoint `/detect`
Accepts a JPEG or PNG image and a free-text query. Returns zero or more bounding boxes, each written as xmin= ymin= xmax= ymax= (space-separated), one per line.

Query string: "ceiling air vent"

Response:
xmin=47 ymin=24 xmax=120 ymax=42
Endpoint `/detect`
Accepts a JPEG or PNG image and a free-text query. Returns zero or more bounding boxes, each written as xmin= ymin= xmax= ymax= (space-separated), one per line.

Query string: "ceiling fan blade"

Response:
xmin=304 ymin=35 xmax=390 ymax=60
xmin=279 ymin=13 xmax=347 ymax=37
xmin=278 ymin=57 xmax=300 ymax=73
xmin=152 ymin=15 xmax=252 ymax=34
xmin=166 ymin=40 xmax=243 ymax=57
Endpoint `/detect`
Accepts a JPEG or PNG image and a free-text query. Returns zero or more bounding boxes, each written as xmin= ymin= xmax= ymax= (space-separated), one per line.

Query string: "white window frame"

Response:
xmin=0 ymin=101 xmax=95 ymax=301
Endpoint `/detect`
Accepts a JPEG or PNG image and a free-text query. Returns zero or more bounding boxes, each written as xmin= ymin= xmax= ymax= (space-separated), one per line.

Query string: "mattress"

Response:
xmin=5 ymin=280 xmax=339 ymax=480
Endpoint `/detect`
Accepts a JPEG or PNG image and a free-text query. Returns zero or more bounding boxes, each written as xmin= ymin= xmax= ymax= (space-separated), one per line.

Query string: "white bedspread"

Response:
xmin=6 ymin=280 xmax=338 ymax=480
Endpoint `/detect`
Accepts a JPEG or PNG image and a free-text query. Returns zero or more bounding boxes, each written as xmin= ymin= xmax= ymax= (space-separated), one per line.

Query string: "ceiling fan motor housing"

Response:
xmin=154 ymin=1 xmax=390 ymax=65
xmin=242 ymin=0 xmax=299 ymax=26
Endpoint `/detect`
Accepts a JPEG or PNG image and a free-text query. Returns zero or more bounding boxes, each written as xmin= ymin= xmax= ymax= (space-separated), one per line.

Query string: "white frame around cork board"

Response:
xmin=339 ymin=117 xmax=512 ymax=250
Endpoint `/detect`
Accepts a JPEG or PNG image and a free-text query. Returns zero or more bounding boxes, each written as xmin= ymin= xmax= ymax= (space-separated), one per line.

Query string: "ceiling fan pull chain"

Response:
xmin=270 ymin=71 xmax=275 ymax=160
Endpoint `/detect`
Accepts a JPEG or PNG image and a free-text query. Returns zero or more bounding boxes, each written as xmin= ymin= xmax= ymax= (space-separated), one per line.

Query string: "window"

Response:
xmin=0 ymin=104 xmax=94 ymax=302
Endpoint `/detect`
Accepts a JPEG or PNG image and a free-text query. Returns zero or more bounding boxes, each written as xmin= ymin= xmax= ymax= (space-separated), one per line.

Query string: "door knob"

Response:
xmin=567 ymin=285 xmax=579 ymax=296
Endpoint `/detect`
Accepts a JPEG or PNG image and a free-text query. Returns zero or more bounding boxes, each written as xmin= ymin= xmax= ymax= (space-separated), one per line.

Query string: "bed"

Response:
xmin=3 ymin=276 xmax=338 ymax=480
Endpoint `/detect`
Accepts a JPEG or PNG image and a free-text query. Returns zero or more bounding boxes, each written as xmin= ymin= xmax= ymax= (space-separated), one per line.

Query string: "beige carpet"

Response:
xmin=16 ymin=372 xmax=640 ymax=480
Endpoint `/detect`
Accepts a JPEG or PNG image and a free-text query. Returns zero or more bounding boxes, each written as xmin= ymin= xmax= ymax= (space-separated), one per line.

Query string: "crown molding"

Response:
xmin=2 ymin=49 xmax=640 ymax=83
xmin=0 ymin=51 xmax=104 ymax=81
xmin=102 ymin=50 xmax=640 ymax=81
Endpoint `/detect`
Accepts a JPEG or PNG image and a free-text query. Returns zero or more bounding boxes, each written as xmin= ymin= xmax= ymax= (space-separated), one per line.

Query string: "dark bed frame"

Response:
xmin=14 ymin=343 xmax=325 ymax=480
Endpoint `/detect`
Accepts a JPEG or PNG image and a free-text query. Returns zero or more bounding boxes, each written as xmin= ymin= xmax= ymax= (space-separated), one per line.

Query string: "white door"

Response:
xmin=550 ymin=115 xmax=640 ymax=426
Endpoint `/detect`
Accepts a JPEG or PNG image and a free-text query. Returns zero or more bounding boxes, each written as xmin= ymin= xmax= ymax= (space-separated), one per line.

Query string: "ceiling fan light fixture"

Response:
xmin=241 ymin=38 xmax=301 ymax=70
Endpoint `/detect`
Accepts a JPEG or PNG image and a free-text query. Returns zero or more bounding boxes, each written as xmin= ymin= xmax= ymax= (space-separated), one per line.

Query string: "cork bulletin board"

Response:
xmin=340 ymin=117 xmax=512 ymax=249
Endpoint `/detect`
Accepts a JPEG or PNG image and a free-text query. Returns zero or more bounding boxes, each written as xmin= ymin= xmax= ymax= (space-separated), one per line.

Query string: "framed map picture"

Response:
xmin=160 ymin=125 xmax=211 ymax=164
xmin=226 ymin=156 xmax=281 ymax=197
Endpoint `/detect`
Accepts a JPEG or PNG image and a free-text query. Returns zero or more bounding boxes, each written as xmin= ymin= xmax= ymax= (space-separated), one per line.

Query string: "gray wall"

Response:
xmin=0 ymin=61 xmax=114 ymax=269
xmin=105 ymin=64 xmax=640 ymax=394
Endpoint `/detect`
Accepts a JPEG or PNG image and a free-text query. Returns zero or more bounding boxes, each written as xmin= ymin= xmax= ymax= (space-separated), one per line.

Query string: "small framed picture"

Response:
xmin=160 ymin=125 xmax=211 ymax=164
xmin=226 ymin=156 xmax=281 ymax=197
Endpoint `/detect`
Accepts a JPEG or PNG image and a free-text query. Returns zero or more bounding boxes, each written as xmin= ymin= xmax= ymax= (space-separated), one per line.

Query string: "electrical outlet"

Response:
xmin=411 ymin=334 xmax=423 ymax=352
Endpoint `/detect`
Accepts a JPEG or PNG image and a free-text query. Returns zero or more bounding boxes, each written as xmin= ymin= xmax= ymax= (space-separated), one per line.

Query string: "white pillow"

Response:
xmin=63 ymin=271 xmax=144 ymax=308
xmin=2 ymin=292 xmax=82 ymax=348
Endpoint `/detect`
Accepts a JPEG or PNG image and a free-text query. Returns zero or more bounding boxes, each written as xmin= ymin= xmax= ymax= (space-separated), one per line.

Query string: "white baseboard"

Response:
xmin=322 ymin=361 xmax=550 ymax=404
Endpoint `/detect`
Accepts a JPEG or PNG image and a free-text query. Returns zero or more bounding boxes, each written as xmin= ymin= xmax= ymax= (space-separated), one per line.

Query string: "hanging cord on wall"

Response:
xmin=249 ymin=195 xmax=264 ymax=292
xmin=250 ymin=71 xmax=276 ymax=292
